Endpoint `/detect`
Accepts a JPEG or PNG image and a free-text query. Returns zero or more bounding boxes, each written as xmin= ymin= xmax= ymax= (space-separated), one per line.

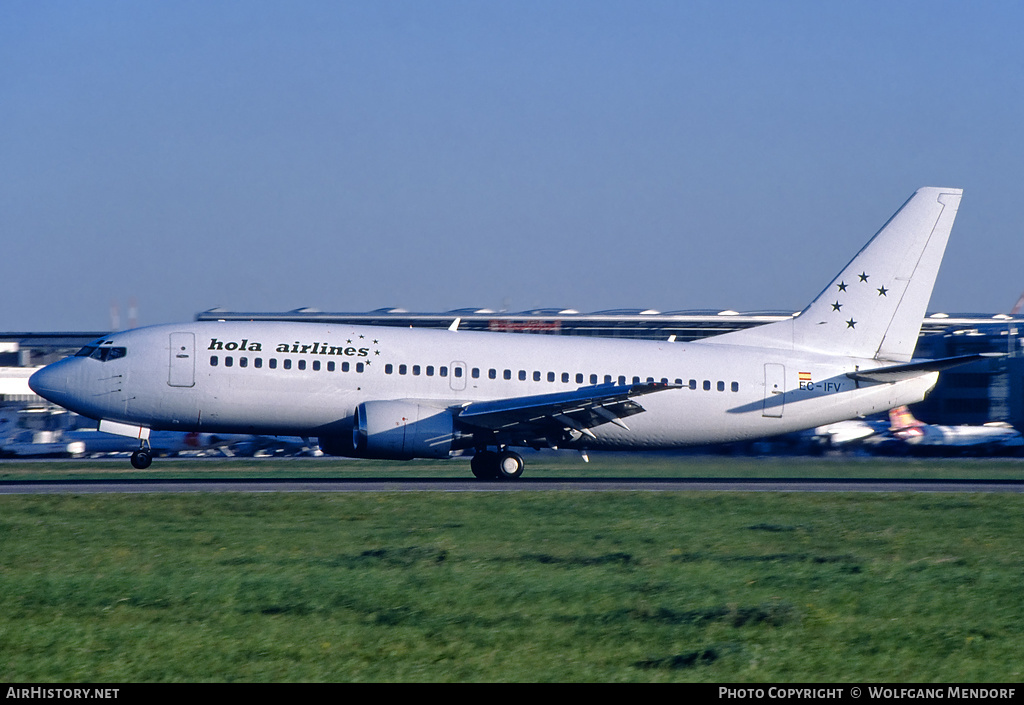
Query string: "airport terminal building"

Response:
xmin=3 ymin=307 xmax=1023 ymax=431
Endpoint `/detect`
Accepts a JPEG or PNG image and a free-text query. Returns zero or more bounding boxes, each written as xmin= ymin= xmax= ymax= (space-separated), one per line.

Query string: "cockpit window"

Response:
xmin=83 ymin=346 xmax=127 ymax=362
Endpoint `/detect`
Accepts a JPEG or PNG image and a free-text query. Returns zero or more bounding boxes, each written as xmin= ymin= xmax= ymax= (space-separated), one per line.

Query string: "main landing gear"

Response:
xmin=470 ymin=448 xmax=525 ymax=480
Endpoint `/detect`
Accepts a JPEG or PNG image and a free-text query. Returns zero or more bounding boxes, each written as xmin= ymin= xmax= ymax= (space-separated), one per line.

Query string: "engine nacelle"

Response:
xmin=321 ymin=400 xmax=455 ymax=460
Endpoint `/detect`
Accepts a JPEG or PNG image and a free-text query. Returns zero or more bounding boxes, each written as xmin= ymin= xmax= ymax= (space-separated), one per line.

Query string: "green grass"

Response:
xmin=1 ymin=483 xmax=1022 ymax=681
xmin=2 ymin=452 xmax=1024 ymax=481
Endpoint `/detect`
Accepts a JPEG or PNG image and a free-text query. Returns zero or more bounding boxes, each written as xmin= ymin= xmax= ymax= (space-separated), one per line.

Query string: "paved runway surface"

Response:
xmin=2 ymin=477 xmax=1023 ymax=494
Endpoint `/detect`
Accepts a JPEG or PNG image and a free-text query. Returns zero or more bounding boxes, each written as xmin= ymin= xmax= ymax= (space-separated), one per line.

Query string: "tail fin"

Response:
xmin=708 ymin=187 xmax=963 ymax=361
xmin=1011 ymin=291 xmax=1024 ymax=315
xmin=888 ymin=405 xmax=922 ymax=431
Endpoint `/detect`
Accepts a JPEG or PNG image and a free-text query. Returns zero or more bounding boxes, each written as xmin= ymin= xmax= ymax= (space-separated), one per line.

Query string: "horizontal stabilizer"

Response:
xmin=847 ymin=353 xmax=1003 ymax=383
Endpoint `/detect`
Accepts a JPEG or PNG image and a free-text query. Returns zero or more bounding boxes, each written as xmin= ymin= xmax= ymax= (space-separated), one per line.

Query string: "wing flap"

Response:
xmin=456 ymin=382 xmax=678 ymax=434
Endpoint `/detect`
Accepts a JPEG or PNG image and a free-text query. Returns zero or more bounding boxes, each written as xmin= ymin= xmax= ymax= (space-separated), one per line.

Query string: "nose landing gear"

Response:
xmin=130 ymin=441 xmax=153 ymax=470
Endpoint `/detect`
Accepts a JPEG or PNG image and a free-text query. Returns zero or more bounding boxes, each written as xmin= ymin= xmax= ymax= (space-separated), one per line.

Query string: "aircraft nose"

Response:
xmin=29 ymin=363 xmax=70 ymax=406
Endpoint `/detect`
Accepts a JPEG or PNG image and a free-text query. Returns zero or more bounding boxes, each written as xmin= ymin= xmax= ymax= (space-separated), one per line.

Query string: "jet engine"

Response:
xmin=321 ymin=400 xmax=455 ymax=460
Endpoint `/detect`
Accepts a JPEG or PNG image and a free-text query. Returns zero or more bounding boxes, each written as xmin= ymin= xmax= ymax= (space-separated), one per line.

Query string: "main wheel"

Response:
xmin=130 ymin=450 xmax=153 ymax=470
xmin=496 ymin=450 xmax=525 ymax=480
xmin=471 ymin=450 xmax=498 ymax=479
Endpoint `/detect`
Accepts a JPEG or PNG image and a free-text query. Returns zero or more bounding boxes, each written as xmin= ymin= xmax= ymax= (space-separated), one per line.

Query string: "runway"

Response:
xmin=2 ymin=477 xmax=1023 ymax=494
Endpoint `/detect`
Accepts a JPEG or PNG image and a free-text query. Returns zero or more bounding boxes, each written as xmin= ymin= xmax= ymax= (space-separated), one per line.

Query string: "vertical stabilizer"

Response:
xmin=888 ymin=405 xmax=921 ymax=431
xmin=707 ymin=187 xmax=963 ymax=361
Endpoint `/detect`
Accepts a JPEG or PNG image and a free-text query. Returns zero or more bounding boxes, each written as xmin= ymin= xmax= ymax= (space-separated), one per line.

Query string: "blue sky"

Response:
xmin=3 ymin=1 xmax=1023 ymax=330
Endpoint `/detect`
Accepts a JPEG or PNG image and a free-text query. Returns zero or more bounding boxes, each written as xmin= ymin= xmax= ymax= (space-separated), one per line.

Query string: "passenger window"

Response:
xmin=472 ymin=368 xmax=480 ymax=378
xmin=489 ymin=369 xmax=497 ymax=379
xmin=328 ymin=361 xmax=336 ymax=372
xmin=561 ymin=372 xmax=569 ymax=383
xmin=385 ymin=364 xmax=394 ymax=374
xmin=504 ymin=369 xmax=512 ymax=380
xmin=689 ymin=379 xmax=697 ymax=389
xmin=211 ymin=356 xmax=218 ymax=366
xmin=426 ymin=366 xmax=434 ymax=376
xmin=298 ymin=359 xmax=306 ymax=370
xmin=576 ymin=373 xmax=584 ymax=384
xmin=632 ymin=376 xmax=640 ymax=384
xmin=269 ymin=359 xmax=277 ymax=369
xmin=240 ymin=357 xmax=248 ymax=368
xmin=604 ymin=375 xmax=612 ymax=384
xmin=283 ymin=359 xmax=291 ymax=370
xmin=440 ymin=366 xmax=448 ymax=377
xmin=312 ymin=360 xmax=320 ymax=371
xmin=618 ymin=376 xmax=626 ymax=386
xmin=356 ymin=363 xmax=364 ymax=373
xmin=731 ymin=381 xmax=739 ymax=392
xmin=454 ymin=367 xmax=463 ymax=378
xmin=255 ymin=358 xmax=263 ymax=369
xmin=342 ymin=362 xmax=350 ymax=372
xmin=533 ymin=371 xmax=541 ymax=382
xmin=412 ymin=365 xmax=421 ymax=376
xmin=717 ymin=381 xmax=725 ymax=391
xmin=590 ymin=374 xmax=598 ymax=384
xmin=399 ymin=364 xmax=407 ymax=375
xmin=225 ymin=357 xmax=234 ymax=367
xmin=703 ymin=380 xmax=711 ymax=391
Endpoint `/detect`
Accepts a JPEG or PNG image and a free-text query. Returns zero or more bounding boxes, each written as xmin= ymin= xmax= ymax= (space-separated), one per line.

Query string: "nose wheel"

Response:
xmin=130 ymin=448 xmax=153 ymax=469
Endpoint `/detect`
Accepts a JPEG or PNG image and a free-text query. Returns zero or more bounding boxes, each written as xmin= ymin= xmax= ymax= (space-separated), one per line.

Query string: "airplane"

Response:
xmin=811 ymin=417 xmax=887 ymax=448
xmin=29 ymin=187 xmax=991 ymax=478
xmin=236 ymin=435 xmax=324 ymax=457
xmin=887 ymin=405 xmax=1024 ymax=453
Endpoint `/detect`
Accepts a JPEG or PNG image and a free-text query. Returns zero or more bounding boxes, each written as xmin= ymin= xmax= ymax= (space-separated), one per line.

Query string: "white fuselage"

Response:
xmin=29 ymin=320 xmax=938 ymax=452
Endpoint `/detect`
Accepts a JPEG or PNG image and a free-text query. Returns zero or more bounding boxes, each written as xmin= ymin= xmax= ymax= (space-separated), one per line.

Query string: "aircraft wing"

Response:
xmin=847 ymin=353 xmax=1003 ymax=383
xmin=456 ymin=382 xmax=680 ymax=438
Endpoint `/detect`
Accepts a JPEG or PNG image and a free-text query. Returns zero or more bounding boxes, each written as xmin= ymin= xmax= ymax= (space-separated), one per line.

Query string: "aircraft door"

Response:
xmin=168 ymin=332 xmax=196 ymax=388
xmin=449 ymin=361 xmax=467 ymax=391
xmin=762 ymin=363 xmax=785 ymax=418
